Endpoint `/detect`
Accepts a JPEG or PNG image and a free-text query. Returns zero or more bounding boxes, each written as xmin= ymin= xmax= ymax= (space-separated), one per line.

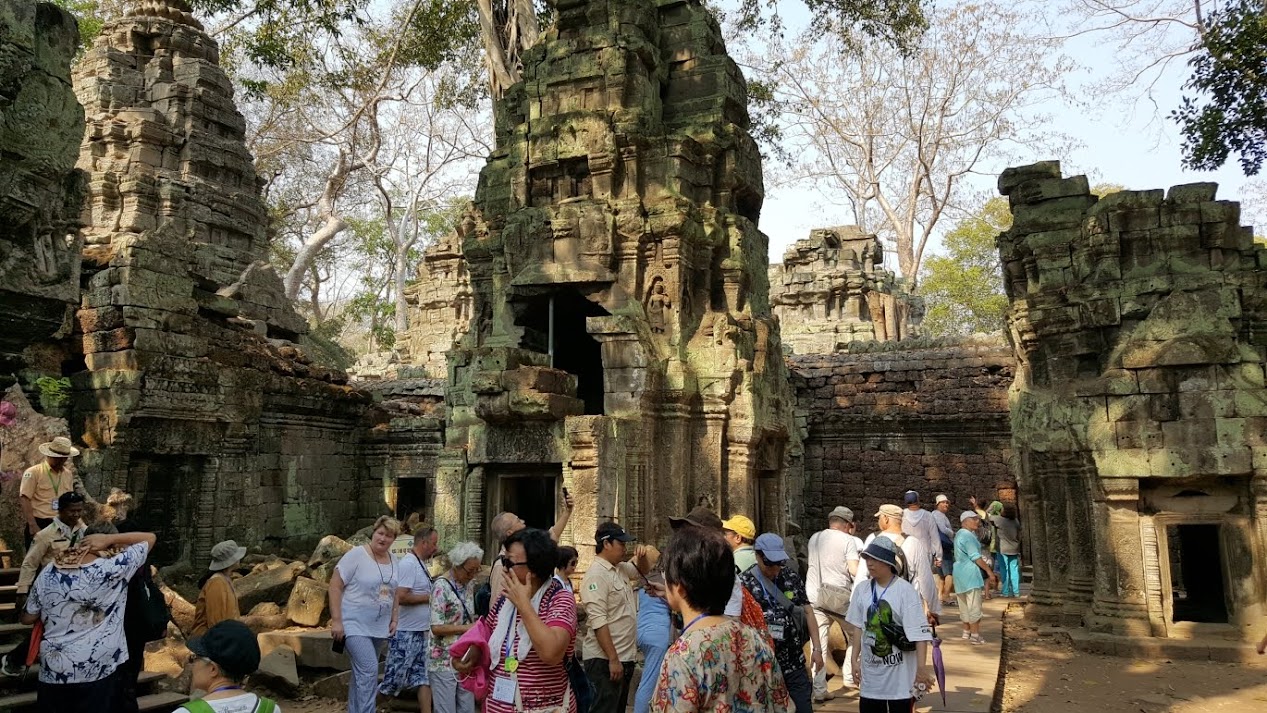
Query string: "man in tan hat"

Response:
xmin=19 ymin=436 xmax=83 ymax=548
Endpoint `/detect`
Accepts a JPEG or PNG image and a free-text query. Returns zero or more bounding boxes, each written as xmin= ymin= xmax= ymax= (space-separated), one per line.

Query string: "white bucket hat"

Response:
xmin=208 ymin=540 xmax=248 ymax=571
xmin=39 ymin=436 xmax=80 ymax=458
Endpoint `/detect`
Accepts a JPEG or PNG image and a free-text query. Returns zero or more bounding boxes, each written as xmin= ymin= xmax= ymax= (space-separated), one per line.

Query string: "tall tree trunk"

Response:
xmin=284 ymin=214 xmax=347 ymax=301
xmin=394 ymin=246 xmax=410 ymax=337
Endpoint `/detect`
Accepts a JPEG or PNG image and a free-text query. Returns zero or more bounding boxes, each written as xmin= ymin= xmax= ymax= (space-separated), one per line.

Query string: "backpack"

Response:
xmin=126 ymin=574 xmax=170 ymax=643
xmin=887 ymin=534 xmax=916 ymax=585
xmin=473 ymin=581 xmax=492 ymax=618
xmin=181 ymin=696 xmax=276 ymax=713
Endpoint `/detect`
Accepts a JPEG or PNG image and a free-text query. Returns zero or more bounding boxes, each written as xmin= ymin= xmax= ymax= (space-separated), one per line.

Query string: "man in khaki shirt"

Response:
xmin=18 ymin=437 xmax=82 ymax=548
xmin=581 ymin=522 xmax=648 ymax=713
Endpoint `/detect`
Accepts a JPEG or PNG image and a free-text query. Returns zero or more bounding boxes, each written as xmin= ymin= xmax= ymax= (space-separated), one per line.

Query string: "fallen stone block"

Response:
xmin=160 ymin=581 xmax=196 ymax=637
xmin=258 ymin=629 xmax=349 ymax=671
xmin=287 ymin=577 xmax=330 ymax=627
xmin=250 ymin=602 xmax=283 ymax=617
xmin=235 ymin=561 xmax=306 ymax=612
xmin=308 ymin=535 xmax=353 ymax=566
xmin=311 ymin=670 xmax=352 ymax=699
xmin=240 ymin=613 xmax=291 ymax=634
xmin=251 ymin=643 xmax=301 ymax=697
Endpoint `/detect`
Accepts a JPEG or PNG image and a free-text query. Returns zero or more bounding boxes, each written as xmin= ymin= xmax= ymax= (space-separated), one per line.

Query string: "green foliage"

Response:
xmin=732 ymin=0 xmax=928 ymax=51
xmin=34 ymin=376 xmax=73 ymax=411
xmin=918 ymin=198 xmax=1011 ymax=337
xmin=1174 ymin=0 xmax=1267 ymax=175
xmin=306 ymin=319 xmax=356 ymax=370
xmin=50 ymin=0 xmax=104 ymax=48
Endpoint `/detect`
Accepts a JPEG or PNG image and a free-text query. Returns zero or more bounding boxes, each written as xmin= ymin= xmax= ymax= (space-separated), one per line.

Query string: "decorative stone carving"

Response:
xmin=998 ymin=161 xmax=1267 ymax=638
xmin=769 ymin=226 xmax=922 ymax=353
xmin=416 ymin=0 xmax=799 ymax=557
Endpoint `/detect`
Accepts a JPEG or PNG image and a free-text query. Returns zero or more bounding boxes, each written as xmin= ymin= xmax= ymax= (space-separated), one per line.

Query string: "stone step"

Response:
xmin=0 ymin=671 xmax=172 ymax=709
xmin=0 ymin=569 xmax=18 ymax=586
xmin=137 ymin=690 xmax=190 ymax=712
xmin=0 ymin=623 xmax=31 ymax=639
xmin=0 ymin=585 xmax=17 ymax=600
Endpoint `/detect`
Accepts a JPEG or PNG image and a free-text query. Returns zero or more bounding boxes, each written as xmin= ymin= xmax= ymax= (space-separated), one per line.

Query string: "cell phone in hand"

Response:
xmin=562 ymin=486 xmax=570 ymax=499
xmin=332 ymin=638 xmax=345 ymax=655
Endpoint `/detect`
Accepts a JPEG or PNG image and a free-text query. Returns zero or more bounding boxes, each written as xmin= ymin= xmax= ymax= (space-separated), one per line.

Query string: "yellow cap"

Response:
xmin=721 ymin=515 xmax=756 ymax=541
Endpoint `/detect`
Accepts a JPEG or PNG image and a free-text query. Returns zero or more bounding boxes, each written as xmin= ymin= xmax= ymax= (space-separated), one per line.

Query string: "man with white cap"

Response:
xmin=193 ymin=539 xmax=247 ymax=635
xmin=846 ymin=537 xmax=934 ymax=712
xmin=932 ymin=494 xmax=955 ymax=604
xmin=806 ymin=506 xmax=861 ymax=702
xmin=900 ymin=490 xmax=940 ymax=571
xmin=952 ymin=511 xmax=997 ymax=644
xmin=859 ymin=504 xmax=941 ymax=625
xmin=19 ymin=436 xmax=85 ymax=548
xmin=740 ymin=533 xmax=823 ymax=713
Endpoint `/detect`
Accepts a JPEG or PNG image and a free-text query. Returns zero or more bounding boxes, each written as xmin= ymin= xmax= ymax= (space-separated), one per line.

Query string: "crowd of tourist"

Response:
xmin=10 ymin=433 xmax=1036 ymax=713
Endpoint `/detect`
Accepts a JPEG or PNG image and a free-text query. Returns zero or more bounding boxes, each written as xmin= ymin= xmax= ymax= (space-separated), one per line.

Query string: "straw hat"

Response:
xmin=39 ymin=436 xmax=80 ymax=458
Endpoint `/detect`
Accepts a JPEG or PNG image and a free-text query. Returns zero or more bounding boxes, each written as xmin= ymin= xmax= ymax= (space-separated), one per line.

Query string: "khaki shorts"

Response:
xmin=956 ymin=587 xmax=984 ymax=623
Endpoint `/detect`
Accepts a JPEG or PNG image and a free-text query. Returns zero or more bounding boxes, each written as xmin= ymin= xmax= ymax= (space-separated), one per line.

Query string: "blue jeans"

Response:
xmin=633 ymin=590 xmax=671 ymax=713
xmin=997 ymin=553 xmax=1021 ymax=597
xmin=783 ymin=662 xmax=813 ymax=713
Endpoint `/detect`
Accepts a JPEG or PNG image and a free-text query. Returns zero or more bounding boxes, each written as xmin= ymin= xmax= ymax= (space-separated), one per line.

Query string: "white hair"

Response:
xmin=449 ymin=541 xmax=484 ymax=567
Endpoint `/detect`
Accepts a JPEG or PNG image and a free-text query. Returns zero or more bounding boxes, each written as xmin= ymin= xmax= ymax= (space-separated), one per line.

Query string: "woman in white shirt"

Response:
xmin=329 ymin=516 xmax=401 ymax=713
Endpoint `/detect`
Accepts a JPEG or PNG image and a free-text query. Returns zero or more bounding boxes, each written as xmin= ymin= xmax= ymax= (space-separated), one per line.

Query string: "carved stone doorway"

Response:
xmin=395 ymin=476 xmax=429 ymax=526
xmin=485 ymin=465 xmax=563 ymax=554
xmin=1165 ymin=523 xmax=1229 ymax=624
xmin=514 ymin=290 xmax=608 ymax=415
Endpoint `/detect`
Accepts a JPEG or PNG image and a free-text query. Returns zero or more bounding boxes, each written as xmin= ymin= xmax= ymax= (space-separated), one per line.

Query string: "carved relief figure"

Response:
xmin=646 ymin=278 xmax=671 ymax=334
xmin=864 ymin=289 xmax=888 ymax=341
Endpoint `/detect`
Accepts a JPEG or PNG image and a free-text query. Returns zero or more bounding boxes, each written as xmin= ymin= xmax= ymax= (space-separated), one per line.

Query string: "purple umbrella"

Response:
xmin=932 ymin=624 xmax=947 ymax=705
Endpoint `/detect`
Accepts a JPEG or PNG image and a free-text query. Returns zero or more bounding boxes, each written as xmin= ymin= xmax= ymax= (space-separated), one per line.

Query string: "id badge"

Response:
xmin=51 ymin=499 xmax=59 ymax=511
xmin=378 ymin=583 xmax=392 ymax=602
xmin=769 ymin=623 xmax=785 ymax=641
xmin=491 ymin=676 xmax=517 ymax=703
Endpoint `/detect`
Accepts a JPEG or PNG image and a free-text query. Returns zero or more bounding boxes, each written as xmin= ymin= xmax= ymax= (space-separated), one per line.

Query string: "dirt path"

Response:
xmin=1000 ymin=620 xmax=1267 ymax=713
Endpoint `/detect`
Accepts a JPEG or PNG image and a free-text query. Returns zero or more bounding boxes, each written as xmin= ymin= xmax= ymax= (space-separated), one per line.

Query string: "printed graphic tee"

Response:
xmin=844 ymin=575 xmax=933 ymax=701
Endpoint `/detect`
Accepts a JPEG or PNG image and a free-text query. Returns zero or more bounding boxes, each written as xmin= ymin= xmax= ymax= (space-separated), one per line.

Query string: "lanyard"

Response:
xmin=45 ymin=465 xmax=62 ymax=495
xmin=869 ymin=578 xmax=892 ymax=613
xmin=503 ymin=610 xmax=519 ymax=660
xmin=681 ymin=613 xmax=708 ymax=635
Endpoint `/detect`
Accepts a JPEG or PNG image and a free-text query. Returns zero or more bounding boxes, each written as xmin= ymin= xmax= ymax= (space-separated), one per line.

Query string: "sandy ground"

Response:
xmin=999 ymin=620 xmax=1267 ymax=713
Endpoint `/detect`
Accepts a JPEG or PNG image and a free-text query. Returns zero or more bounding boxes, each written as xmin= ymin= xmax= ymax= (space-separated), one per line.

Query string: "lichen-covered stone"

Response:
xmin=998 ymin=161 xmax=1267 ymax=639
xmin=770 ymin=226 xmax=922 ymax=353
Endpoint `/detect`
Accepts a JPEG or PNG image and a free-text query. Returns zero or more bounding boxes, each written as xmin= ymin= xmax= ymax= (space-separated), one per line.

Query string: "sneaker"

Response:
xmin=961 ymin=630 xmax=971 ymax=640
xmin=0 ymin=657 xmax=22 ymax=678
xmin=970 ymin=635 xmax=987 ymax=645
xmin=813 ymin=691 xmax=837 ymax=703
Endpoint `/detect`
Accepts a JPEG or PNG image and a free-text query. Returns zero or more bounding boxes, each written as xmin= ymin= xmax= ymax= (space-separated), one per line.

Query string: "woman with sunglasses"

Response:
xmin=483 ymin=528 xmax=577 ymax=713
xmin=431 ymin=541 xmax=483 ymax=713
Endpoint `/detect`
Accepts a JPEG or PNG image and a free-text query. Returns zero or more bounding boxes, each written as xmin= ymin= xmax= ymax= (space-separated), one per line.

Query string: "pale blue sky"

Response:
xmin=747 ymin=2 xmax=1256 ymax=267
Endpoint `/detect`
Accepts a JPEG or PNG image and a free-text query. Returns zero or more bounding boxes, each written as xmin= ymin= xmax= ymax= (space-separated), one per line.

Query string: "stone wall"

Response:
xmin=790 ymin=338 xmax=1016 ymax=537
xmin=0 ymin=1 xmax=85 ymax=381
xmin=400 ymin=230 xmax=472 ymax=378
xmin=998 ymin=161 xmax=1267 ymax=637
xmin=771 ymin=226 xmax=922 ymax=354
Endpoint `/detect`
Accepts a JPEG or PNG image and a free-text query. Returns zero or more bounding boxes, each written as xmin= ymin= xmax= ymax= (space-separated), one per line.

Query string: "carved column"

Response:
xmin=1086 ymin=477 xmax=1152 ymax=635
xmin=1064 ymin=469 xmax=1097 ymax=619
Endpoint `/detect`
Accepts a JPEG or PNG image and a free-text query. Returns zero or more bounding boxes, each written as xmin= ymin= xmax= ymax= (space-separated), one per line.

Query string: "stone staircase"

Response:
xmin=0 ymin=565 xmax=188 ymax=712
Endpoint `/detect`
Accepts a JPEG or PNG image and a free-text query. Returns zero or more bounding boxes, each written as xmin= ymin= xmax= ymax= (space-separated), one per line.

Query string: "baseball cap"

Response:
xmin=960 ymin=510 xmax=981 ymax=523
xmin=903 ymin=490 xmax=920 ymax=505
xmin=827 ymin=506 xmax=855 ymax=523
xmin=669 ymin=505 xmax=723 ymax=530
xmin=187 ymin=620 xmax=261 ymax=679
xmin=874 ymin=504 xmax=903 ymax=519
xmin=721 ymin=515 xmax=756 ymax=540
xmin=935 ymin=494 xmax=949 ymax=504
xmin=596 ymin=521 xmax=635 ymax=544
xmin=753 ymin=533 xmax=789 ymax=562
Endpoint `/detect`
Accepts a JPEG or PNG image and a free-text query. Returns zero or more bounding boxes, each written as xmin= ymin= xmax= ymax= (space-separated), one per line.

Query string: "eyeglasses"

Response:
xmin=499 ymin=555 xmax=529 ymax=569
xmin=758 ymin=555 xmax=785 ymax=568
xmin=461 ymin=563 xmax=481 ymax=577
xmin=187 ymin=653 xmax=211 ymax=665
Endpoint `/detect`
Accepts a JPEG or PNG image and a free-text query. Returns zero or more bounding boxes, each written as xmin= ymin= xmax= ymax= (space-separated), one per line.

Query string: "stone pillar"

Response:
xmin=432 ymin=450 xmax=468 ymax=544
xmin=1087 ymin=478 xmax=1152 ymax=635
xmin=1064 ymin=472 xmax=1097 ymax=619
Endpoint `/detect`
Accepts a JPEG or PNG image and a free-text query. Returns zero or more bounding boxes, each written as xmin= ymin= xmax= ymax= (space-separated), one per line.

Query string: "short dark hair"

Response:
xmin=413 ymin=524 xmax=436 ymax=540
xmin=663 ymin=527 xmax=735 ymax=616
xmin=557 ymin=546 xmax=578 ymax=569
xmin=503 ymin=527 xmax=557 ymax=583
xmin=57 ymin=491 xmax=85 ymax=512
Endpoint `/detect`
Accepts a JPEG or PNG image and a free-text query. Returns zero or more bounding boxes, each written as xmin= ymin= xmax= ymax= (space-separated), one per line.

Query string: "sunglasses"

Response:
xmin=461 ymin=562 xmax=481 ymax=576
xmin=499 ymin=555 xmax=530 ymax=569
xmin=758 ymin=554 xmax=785 ymax=568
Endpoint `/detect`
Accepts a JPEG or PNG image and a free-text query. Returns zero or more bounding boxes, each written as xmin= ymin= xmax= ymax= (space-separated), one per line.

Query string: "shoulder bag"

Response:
xmin=752 ymin=568 xmax=810 ymax=644
xmin=813 ymin=533 xmax=853 ymax=616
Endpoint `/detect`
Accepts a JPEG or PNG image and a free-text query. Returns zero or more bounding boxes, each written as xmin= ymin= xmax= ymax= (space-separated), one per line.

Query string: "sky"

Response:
xmin=744 ymin=1 xmax=1259 ymax=268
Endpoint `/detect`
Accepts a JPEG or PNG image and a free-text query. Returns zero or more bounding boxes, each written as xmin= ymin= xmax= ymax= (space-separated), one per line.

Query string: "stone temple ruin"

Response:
xmin=2 ymin=0 xmax=1266 ymax=648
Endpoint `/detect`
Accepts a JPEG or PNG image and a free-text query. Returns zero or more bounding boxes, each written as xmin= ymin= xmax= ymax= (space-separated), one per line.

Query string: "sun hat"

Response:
xmin=935 ymin=494 xmax=949 ymax=504
xmin=903 ymin=490 xmax=920 ymax=505
xmin=39 ymin=436 xmax=80 ymax=458
xmin=187 ymin=620 xmax=261 ymax=679
xmin=721 ymin=514 xmax=757 ymax=540
xmin=860 ymin=537 xmax=901 ymax=572
xmin=960 ymin=510 xmax=981 ymax=523
xmin=669 ymin=505 xmax=723 ymax=530
xmin=874 ymin=504 xmax=904 ymax=519
xmin=827 ymin=506 xmax=855 ymax=523
xmin=753 ymin=532 xmax=789 ymax=562
xmin=208 ymin=539 xmax=248 ymax=571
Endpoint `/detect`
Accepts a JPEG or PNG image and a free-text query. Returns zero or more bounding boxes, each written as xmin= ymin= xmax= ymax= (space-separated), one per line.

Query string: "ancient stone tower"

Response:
xmin=999 ymin=161 xmax=1267 ymax=638
xmin=431 ymin=0 xmax=798 ymax=553
xmin=66 ymin=0 xmax=375 ymax=564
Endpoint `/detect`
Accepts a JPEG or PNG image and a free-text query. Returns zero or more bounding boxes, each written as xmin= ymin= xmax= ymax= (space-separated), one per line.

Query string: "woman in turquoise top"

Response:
xmin=951 ymin=512 xmax=997 ymax=644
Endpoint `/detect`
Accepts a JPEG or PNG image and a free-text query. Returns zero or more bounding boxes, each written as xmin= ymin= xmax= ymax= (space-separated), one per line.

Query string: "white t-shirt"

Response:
xmin=807 ymin=528 xmax=860 ymax=603
xmin=845 ymin=575 xmax=933 ymax=700
xmin=859 ymin=532 xmax=941 ymax=615
xmin=176 ymin=693 xmax=283 ymax=712
xmin=396 ymin=552 xmax=433 ymax=633
xmin=725 ymin=580 xmax=743 ymax=617
xmin=336 ymin=545 xmax=399 ymax=638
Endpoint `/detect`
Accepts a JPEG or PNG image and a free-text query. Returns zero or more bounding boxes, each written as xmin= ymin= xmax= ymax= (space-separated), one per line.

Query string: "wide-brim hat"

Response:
xmin=208 ymin=540 xmax=248 ymax=571
xmin=669 ymin=505 xmax=723 ymax=530
xmin=39 ymin=436 xmax=79 ymax=458
xmin=860 ymin=537 xmax=901 ymax=571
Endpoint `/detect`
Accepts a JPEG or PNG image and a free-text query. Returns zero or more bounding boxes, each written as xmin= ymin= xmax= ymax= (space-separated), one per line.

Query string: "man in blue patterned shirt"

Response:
xmin=21 ymin=525 xmax=156 ymax=713
xmin=739 ymin=533 xmax=824 ymax=713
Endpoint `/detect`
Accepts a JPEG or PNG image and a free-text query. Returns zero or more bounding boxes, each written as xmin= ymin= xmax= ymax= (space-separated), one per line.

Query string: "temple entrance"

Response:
xmin=515 ymin=290 xmax=608 ymax=415
xmin=126 ymin=453 xmax=203 ymax=566
xmin=485 ymin=465 xmax=563 ymax=554
xmin=395 ymin=476 xmax=429 ymax=525
xmin=1166 ymin=523 xmax=1229 ymax=624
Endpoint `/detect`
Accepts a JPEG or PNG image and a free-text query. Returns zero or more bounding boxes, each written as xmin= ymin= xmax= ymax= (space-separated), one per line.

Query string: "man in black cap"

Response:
xmin=580 ymin=522 xmax=647 ymax=713
xmin=175 ymin=619 xmax=277 ymax=712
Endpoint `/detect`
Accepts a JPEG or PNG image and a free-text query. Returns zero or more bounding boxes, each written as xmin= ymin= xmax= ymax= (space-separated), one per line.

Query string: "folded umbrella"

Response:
xmin=931 ymin=624 xmax=947 ymax=705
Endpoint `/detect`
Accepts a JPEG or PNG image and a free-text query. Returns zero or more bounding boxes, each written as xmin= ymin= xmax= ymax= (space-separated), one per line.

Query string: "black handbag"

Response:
xmin=126 ymin=575 xmax=170 ymax=642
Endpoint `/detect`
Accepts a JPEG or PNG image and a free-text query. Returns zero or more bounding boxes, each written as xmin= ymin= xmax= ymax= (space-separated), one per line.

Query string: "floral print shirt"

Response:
xmin=428 ymin=573 xmax=476 ymax=673
xmin=653 ymin=618 xmax=794 ymax=712
xmin=25 ymin=542 xmax=149 ymax=684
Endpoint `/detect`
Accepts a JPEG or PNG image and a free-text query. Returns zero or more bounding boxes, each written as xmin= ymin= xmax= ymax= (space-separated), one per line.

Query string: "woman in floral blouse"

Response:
xmin=430 ymin=541 xmax=483 ymax=713
xmin=653 ymin=527 xmax=794 ymax=713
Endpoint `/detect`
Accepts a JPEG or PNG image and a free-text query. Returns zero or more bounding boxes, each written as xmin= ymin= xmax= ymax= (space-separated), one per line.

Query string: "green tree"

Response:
xmin=918 ymin=197 xmax=1011 ymax=337
xmin=1174 ymin=0 xmax=1267 ymax=175
xmin=49 ymin=0 xmax=105 ymax=48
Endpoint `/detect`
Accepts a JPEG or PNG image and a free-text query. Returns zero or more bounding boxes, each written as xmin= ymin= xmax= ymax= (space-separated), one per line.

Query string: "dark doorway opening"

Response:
xmin=127 ymin=453 xmax=204 ymax=566
xmin=1167 ymin=523 xmax=1229 ymax=623
xmin=396 ymin=477 xmax=429 ymax=525
xmin=486 ymin=466 xmax=562 ymax=556
xmin=515 ymin=290 xmax=608 ymax=415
